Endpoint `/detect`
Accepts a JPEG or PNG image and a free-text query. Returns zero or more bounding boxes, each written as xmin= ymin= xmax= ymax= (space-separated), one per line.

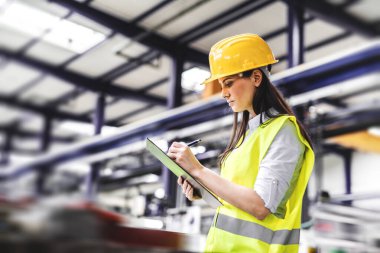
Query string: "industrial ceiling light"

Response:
xmin=43 ymin=19 xmax=106 ymax=54
xmin=368 ymin=126 xmax=380 ymax=137
xmin=0 ymin=1 xmax=106 ymax=53
xmin=0 ymin=1 xmax=60 ymax=36
xmin=182 ymin=67 xmax=209 ymax=92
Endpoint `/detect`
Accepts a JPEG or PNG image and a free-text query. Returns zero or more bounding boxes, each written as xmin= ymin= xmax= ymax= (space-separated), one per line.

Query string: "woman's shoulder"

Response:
xmin=275 ymin=118 xmax=305 ymax=149
xmin=280 ymin=118 xmax=297 ymax=134
xmin=260 ymin=113 xmax=291 ymax=127
xmin=259 ymin=115 xmax=297 ymax=139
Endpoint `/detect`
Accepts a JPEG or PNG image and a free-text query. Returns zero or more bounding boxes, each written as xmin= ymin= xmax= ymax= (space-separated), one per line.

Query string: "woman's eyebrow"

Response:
xmin=222 ymin=78 xmax=234 ymax=84
xmin=219 ymin=76 xmax=236 ymax=85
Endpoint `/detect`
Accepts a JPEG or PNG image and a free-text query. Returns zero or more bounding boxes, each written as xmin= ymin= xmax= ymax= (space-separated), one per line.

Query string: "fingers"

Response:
xmin=168 ymin=142 xmax=188 ymax=154
xmin=168 ymin=146 xmax=180 ymax=153
xmin=167 ymin=141 xmax=195 ymax=163
xmin=187 ymin=187 xmax=194 ymax=201
xmin=167 ymin=152 xmax=175 ymax=160
xmin=168 ymin=146 xmax=185 ymax=156
xmin=177 ymin=176 xmax=183 ymax=185
xmin=182 ymin=179 xmax=195 ymax=201
xmin=171 ymin=141 xmax=186 ymax=148
xmin=168 ymin=143 xmax=184 ymax=161
xmin=178 ymin=178 xmax=198 ymax=201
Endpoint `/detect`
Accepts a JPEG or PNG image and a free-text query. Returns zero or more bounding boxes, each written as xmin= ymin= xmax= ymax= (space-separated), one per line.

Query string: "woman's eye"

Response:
xmin=224 ymin=81 xmax=233 ymax=87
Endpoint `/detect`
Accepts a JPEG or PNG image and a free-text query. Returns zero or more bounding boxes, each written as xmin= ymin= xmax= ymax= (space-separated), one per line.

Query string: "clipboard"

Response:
xmin=146 ymin=138 xmax=222 ymax=208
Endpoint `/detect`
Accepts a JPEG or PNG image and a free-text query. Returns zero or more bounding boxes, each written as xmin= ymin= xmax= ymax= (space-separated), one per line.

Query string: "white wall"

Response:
xmin=309 ymin=150 xmax=380 ymax=209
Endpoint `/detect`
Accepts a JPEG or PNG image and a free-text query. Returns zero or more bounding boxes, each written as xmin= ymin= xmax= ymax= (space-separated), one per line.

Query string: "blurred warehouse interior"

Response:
xmin=0 ymin=0 xmax=380 ymax=252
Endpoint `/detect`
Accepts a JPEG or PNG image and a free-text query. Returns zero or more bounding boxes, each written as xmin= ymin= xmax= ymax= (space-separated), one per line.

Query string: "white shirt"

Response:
xmin=246 ymin=112 xmax=305 ymax=215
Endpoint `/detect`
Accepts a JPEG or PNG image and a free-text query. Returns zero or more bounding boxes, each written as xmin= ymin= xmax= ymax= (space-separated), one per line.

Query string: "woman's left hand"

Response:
xmin=167 ymin=142 xmax=204 ymax=178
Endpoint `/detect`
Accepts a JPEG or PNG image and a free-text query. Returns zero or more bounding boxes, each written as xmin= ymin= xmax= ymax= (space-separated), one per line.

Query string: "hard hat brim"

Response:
xmin=202 ymin=60 xmax=278 ymax=85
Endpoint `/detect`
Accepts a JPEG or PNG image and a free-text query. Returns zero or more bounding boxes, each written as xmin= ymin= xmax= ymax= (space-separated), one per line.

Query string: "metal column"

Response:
xmin=287 ymin=0 xmax=309 ymax=223
xmin=35 ymin=116 xmax=53 ymax=195
xmin=287 ymin=0 xmax=305 ymax=68
xmin=0 ymin=126 xmax=14 ymax=166
xmin=40 ymin=116 xmax=52 ymax=152
xmin=93 ymin=94 xmax=105 ymax=135
xmin=342 ymin=149 xmax=353 ymax=206
xmin=85 ymin=93 xmax=105 ymax=201
xmin=163 ymin=50 xmax=184 ymax=208
xmin=167 ymin=51 xmax=183 ymax=109
xmin=323 ymin=145 xmax=354 ymax=205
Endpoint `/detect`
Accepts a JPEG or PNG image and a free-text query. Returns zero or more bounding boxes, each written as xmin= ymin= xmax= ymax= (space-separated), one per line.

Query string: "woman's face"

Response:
xmin=218 ymin=70 xmax=262 ymax=117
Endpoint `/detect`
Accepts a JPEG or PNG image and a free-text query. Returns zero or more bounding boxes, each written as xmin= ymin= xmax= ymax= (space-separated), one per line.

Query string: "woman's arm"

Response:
xmin=172 ymin=120 xmax=304 ymax=220
xmin=168 ymin=142 xmax=270 ymax=220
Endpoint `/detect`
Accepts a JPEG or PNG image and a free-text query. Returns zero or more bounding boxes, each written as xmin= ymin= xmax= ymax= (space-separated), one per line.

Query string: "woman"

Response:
xmin=167 ymin=34 xmax=314 ymax=253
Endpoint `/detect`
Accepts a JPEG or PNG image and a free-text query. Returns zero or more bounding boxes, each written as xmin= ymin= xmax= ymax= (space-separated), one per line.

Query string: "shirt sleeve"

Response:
xmin=254 ymin=120 xmax=305 ymax=217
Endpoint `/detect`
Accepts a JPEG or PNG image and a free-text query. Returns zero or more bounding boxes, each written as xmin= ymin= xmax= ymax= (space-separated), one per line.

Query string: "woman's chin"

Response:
xmin=231 ymin=107 xmax=243 ymax=113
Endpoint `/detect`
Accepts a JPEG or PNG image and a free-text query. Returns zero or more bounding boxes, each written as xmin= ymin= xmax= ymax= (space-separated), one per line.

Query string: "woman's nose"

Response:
xmin=222 ymin=89 xmax=230 ymax=99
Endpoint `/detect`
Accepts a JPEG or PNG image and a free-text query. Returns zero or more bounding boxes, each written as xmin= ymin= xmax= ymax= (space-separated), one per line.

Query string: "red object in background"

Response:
xmin=64 ymin=201 xmax=126 ymax=225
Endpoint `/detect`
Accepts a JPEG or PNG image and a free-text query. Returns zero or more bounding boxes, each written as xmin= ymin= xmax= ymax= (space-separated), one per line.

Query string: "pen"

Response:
xmin=186 ymin=139 xmax=202 ymax=147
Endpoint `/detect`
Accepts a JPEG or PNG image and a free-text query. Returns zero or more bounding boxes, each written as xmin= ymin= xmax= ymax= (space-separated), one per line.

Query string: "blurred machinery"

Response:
xmin=0 ymin=196 xmax=205 ymax=253
xmin=311 ymin=202 xmax=380 ymax=252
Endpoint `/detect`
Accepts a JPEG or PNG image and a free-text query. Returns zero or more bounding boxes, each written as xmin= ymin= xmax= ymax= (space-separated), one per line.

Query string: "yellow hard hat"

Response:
xmin=203 ymin=33 xmax=278 ymax=85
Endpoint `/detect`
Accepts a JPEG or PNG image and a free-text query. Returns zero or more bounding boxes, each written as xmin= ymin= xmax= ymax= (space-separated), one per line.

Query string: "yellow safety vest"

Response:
xmin=205 ymin=115 xmax=315 ymax=253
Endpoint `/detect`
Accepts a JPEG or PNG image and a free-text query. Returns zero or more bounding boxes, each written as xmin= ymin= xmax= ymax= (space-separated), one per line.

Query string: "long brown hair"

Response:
xmin=218 ymin=67 xmax=313 ymax=167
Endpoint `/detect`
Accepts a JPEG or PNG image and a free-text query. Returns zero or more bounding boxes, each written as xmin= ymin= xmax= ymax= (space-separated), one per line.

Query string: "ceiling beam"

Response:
xmin=49 ymin=0 xmax=208 ymax=66
xmin=0 ymin=93 xmax=91 ymax=123
xmin=30 ymin=33 xmax=117 ymax=110
xmin=176 ymin=0 xmax=274 ymax=43
xmin=290 ymin=0 xmax=379 ymax=37
xmin=277 ymin=31 xmax=352 ymax=63
xmin=0 ymin=125 xmax=76 ymax=143
xmin=0 ymin=145 xmax=42 ymax=156
xmin=0 ymin=48 xmax=166 ymax=106
xmin=130 ymin=0 xmax=174 ymax=24
xmin=319 ymin=98 xmax=347 ymax=108
xmin=99 ymin=50 xmax=161 ymax=81
xmin=45 ymin=88 xmax=85 ymax=108
xmin=314 ymin=107 xmax=380 ymax=138
xmin=106 ymin=105 xmax=152 ymax=126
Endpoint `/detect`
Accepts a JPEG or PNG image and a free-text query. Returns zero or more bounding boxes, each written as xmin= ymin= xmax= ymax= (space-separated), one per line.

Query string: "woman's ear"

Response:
xmin=250 ymin=69 xmax=262 ymax=87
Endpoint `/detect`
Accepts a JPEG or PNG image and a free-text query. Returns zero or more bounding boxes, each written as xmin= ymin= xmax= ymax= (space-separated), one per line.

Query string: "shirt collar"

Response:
xmin=248 ymin=108 xmax=279 ymax=131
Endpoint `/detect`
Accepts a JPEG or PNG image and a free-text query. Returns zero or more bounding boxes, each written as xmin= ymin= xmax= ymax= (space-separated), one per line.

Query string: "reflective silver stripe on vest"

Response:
xmin=215 ymin=213 xmax=300 ymax=245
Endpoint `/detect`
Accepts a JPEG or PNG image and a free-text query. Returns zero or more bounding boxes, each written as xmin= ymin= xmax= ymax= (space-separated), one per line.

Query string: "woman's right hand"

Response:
xmin=177 ymin=177 xmax=200 ymax=201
